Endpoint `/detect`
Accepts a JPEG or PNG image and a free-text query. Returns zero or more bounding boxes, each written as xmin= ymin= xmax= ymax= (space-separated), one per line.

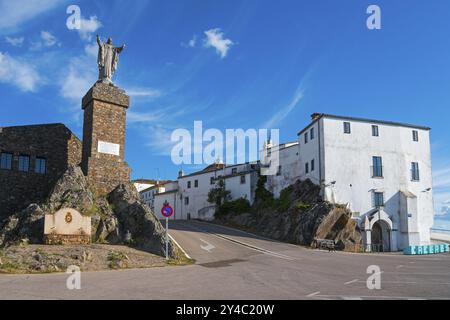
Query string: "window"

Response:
xmin=184 ymin=197 xmax=189 ymax=205
xmin=412 ymin=130 xmax=419 ymax=142
xmin=344 ymin=122 xmax=351 ymax=134
xmin=311 ymin=159 xmax=315 ymax=172
xmin=411 ymin=162 xmax=420 ymax=181
xmin=305 ymin=162 xmax=309 ymax=174
xmin=240 ymin=175 xmax=246 ymax=184
xmin=187 ymin=181 xmax=191 ymax=189
xmin=194 ymin=180 xmax=198 ymax=188
xmin=374 ymin=192 xmax=384 ymax=207
xmin=231 ymin=168 xmax=237 ymax=174
xmin=304 ymin=132 xmax=308 ymax=144
xmin=310 ymin=127 xmax=315 ymax=140
xmin=210 ymin=177 xmax=215 ymax=185
xmin=372 ymin=156 xmax=383 ymax=178
xmin=18 ymin=155 xmax=30 ymax=172
xmin=35 ymin=157 xmax=47 ymax=174
xmin=372 ymin=125 xmax=379 ymax=137
xmin=0 ymin=152 xmax=13 ymax=170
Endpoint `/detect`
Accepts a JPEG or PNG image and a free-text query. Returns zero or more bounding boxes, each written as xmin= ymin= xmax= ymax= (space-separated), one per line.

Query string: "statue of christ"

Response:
xmin=96 ymin=35 xmax=125 ymax=84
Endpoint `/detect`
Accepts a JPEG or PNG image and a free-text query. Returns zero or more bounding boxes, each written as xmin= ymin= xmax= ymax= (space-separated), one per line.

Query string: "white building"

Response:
xmin=297 ymin=113 xmax=434 ymax=252
xmin=140 ymin=180 xmax=176 ymax=211
xmin=133 ymin=179 xmax=157 ymax=192
xmin=263 ymin=141 xmax=300 ymax=198
xmin=141 ymin=162 xmax=259 ymax=221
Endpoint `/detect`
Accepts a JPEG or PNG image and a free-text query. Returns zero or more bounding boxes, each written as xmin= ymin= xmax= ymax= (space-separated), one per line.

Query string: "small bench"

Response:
xmin=313 ymin=238 xmax=336 ymax=251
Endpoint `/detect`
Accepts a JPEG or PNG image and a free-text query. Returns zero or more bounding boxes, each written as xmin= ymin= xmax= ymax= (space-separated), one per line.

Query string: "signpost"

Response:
xmin=161 ymin=201 xmax=174 ymax=260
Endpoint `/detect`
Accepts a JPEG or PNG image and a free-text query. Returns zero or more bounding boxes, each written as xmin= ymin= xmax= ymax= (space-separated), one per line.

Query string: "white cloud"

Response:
xmin=181 ymin=35 xmax=197 ymax=48
xmin=59 ymin=59 xmax=96 ymax=101
xmin=0 ymin=52 xmax=41 ymax=92
xmin=188 ymin=36 xmax=197 ymax=48
xmin=41 ymin=31 xmax=57 ymax=46
xmin=264 ymin=91 xmax=304 ymax=129
xmin=5 ymin=36 xmax=24 ymax=47
xmin=78 ymin=16 xmax=102 ymax=41
xmin=203 ymin=28 xmax=234 ymax=58
xmin=0 ymin=0 xmax=63 ymax=32
xmin=126 ymin=87 xmax=161 ymax=99
xmin=84 ymin=42 xmax=98 ymax=58
xmin=127 ymin=111 xmax=162 ymax=124
xmin=29 ymin=31 xmax=59 ymax=51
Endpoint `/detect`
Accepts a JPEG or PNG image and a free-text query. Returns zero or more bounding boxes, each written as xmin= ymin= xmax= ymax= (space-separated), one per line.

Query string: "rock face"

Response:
xmin=108 ymin=183 xmax=178 ymax=258
xmin=0 ymin=204 xmax=45 ymax=246
xmin=217 ymin=179 xmax=362 ymax=251
xmin=0 ymin=165 xmax=179 ymax=259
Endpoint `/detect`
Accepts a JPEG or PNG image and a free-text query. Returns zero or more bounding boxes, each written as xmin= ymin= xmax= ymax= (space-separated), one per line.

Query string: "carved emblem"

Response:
xmin=65 ymin=212 xmax=73 ymax=223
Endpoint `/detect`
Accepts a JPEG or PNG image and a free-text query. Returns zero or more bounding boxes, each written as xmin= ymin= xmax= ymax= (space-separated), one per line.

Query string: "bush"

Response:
xmin=274 ymin=185 xmax=293 ymax=212
xmin=215 ymin=198 xmax=251 ymax=219
xmin=295 ymin=202 xmax=310 ymax=211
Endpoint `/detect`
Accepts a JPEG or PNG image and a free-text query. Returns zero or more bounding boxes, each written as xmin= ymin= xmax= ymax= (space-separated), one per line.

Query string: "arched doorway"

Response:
xmin=371 ymin=220 xmax=391 ymax=252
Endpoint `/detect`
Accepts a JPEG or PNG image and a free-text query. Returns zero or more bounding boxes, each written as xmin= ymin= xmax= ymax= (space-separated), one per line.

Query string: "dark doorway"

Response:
xmin=371 ymin=221 xmax=391 ymax=252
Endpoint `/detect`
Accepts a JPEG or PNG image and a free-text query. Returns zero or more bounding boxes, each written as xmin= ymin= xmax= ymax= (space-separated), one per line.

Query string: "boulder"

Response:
xmin=0 ymin=165 xmax=180 ymax=260
xmin=43 ymin=165 xmax=95 ymax=215
xmin=218 ymin=179 xmax=362 ymax=251
xmin=108 ymin=183 xmax=180 ymax=258
xmin=0 ymin=204 xmax=45 ymax=246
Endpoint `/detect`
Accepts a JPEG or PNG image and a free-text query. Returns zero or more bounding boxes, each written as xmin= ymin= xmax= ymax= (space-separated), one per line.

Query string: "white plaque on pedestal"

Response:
xmin=98 ymin=140 xmax=120 ymax=156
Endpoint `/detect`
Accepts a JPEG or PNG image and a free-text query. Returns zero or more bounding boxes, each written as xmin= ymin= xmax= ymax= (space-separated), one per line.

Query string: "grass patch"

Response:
xmin=107 ymin=251 xmax=129 ymax=269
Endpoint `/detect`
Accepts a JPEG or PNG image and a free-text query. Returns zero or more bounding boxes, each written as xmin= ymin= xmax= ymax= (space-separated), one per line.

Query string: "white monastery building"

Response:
xmin=140 ymin=113 xmax=435 ymax=252
xmin=295 ymin=113 xmax=434 ymax=252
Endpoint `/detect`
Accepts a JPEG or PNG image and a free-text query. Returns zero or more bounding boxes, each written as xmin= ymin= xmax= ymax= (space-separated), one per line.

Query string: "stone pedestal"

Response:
xmin=81 ymin=82 xmax=131 ymax=196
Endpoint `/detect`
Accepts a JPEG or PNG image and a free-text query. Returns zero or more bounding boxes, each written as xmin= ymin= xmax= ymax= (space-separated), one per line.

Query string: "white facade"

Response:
xmin=263 ymin=141 xmax=301 ymax=198
xmin=297 ymin=114 xmax=434 ymax=252
xmin=133 ymin=180 xmax=156 ymax=192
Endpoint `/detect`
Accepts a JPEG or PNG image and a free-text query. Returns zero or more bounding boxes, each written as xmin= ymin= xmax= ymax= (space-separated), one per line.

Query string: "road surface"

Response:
xmin=0 ymin=220 xmax=449 ymax=300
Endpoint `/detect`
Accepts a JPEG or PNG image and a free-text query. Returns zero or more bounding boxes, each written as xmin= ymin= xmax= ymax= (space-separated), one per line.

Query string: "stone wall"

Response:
xmin=81 ymin=82 xmax=131 ymax=196
xmin=0 ymin=124 xmax=82 ymax=220
xmin=44 ymin=234 xmax=91 ymax=245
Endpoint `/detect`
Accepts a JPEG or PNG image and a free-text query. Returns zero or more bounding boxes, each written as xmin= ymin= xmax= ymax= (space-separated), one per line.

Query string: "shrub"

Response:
xmin=215 ymin=198 xmax=251 ymax=219
xmin=274 ymin=185 xmax=293 ymax=212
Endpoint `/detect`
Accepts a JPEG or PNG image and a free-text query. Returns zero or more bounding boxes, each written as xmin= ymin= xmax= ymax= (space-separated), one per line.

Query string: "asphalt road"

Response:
xmin=0 ymin=220 xmax=449 ymax=300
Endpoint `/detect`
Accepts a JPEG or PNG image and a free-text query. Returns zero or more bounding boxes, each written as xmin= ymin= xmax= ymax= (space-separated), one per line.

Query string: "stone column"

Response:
xmin=81 ymin=82 xmax=131 ymax=196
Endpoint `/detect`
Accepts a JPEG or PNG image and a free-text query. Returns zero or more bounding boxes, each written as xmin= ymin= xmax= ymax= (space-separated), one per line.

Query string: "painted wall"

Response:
xmin=312 ymin=117 xmax=434 ymax=249
xmin=265 ymin=143 xmax=301 ymax=198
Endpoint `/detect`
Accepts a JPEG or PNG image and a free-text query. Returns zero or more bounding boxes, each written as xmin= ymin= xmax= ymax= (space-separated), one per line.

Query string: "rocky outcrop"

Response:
xmin=0 ymin=165 xmax=180 ymax=259
xmin=43 ymin=165 xmax=95 ymax=215
xmin=217 ymin=179 xmax=362 ymax=251
xmin=0 ymin=204 xmax=45 ymax=246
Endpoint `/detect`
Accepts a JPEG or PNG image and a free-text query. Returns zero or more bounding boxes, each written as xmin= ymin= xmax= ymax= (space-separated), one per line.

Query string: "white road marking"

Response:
xmin=342 ymin=296 xmax=363 ymax=300
xmin=311 ymin=294 xmax=438 ymax=300
xmin=344 ymin=279 xmax=359 ymax=285
xmin=183 ymin=221 xmax=295 ymax=261
xmin=306 ymin=291 xmax=320 ymax=297
xmin=168 ymin=234 xmax=192 ymax=260
xmin=396 ymin=265 xmax=404 ymax=269
xmin=199 ymin=239 xmax=215 ymax=252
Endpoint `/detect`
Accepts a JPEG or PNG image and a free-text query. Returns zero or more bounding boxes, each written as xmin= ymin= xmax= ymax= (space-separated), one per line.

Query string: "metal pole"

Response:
xmin=165 ymin=217 xmax=169 ymax=260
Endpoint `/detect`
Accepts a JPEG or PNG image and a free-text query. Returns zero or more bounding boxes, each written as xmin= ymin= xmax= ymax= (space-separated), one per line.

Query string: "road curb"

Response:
xmin=168 ymin=234 xmax=192 ymax=260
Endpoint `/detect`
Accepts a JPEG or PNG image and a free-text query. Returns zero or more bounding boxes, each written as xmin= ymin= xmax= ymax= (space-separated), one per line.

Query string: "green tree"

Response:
xmin=207 ymin=179 xmax=231 ymax=207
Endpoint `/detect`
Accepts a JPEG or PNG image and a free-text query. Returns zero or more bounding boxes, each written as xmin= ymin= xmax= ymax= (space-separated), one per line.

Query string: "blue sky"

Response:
xmin=0 ymin=0 xmax=449 ymax=221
